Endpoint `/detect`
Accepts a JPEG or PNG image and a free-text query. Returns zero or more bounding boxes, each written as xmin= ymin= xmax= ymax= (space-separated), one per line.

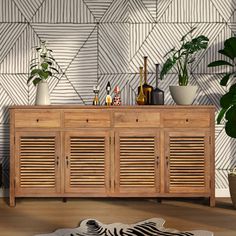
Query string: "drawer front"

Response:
xmin=114 ymin=112 xmax=161 ymax=127
xmin=64 ymin=110 xmax=111 ymax=128
xmin=163 ymin=112 xmax=210 ymax=128
xmin=15 ymin=110 xmax=61 ymax=128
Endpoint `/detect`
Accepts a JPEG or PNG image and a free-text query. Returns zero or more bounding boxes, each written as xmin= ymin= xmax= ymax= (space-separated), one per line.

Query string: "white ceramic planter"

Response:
xmin=169 ymin=85 xmax=198 ymax=105
xmin=35 ymin=80 xmax=51 ymax=105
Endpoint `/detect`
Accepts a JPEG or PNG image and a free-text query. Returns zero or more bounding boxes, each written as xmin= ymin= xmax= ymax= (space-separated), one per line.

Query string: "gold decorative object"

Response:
xmin=138 ymin=56 xmax=153 ymax=105
xmin=136 ymin=67 xmax=146 ymax=105
xmin=93 ymin=85 xmax=100 ymax=106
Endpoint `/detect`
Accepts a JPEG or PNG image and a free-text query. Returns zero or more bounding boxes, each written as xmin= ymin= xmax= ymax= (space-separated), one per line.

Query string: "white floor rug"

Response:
xmin=35 ymin=218 xmax=213 ymax=236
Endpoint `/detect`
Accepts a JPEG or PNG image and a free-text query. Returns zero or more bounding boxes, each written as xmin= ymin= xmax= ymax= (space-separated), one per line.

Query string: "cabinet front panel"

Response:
xmin=64 ymin=110 xmax=110 ymax=128
xmin=163 ymin=112 xmax=210 ymax=128
xmin=65 ymin=131 xmax=109 ymax=195
xmin=115 ymin=130 xmax=160 ymax=195
xmin=114 ymin=112 xmax=161 ymax=127
xmin=15 ymin=132 xmax=60 ymax=195
xmin=15 ymin=110 xmax=61 ymax=128
xmin=165 ymin=131 xmax=210 ymax=194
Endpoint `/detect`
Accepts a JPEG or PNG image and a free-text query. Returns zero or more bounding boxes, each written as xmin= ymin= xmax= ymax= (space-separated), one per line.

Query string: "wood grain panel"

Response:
xmin=64 ymin=110 xmax=110 ymax=128
xmin=167 ymin=134 xmax=208 ymax=193
xmin=114 ymin=112 xmax=160 ymax=127
xmin=15 ymin=110 xmax=61 ymax=128
xmin=163 ymin=112 xmax=210 ymax=128
xmin=65 ymin=131 xmax=109 ymax=195
xmin=19 ymin=136 xmax=56 ymax=188
xmin=115 ymin=130 xmax=160 ymax=195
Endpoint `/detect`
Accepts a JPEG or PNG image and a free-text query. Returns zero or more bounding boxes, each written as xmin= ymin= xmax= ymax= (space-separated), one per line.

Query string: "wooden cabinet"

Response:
xmin=10 ymin=106 xmax=215 ymax=207
xmin=114 ymin=130 xmax=160 ymax=196
xmin=164 ymin=130 xmax=210 ymax=194
xmin=64 ymin=130 xmax=110 ymax=195
xmin=14 ymin=131 xmax=61 ymax=196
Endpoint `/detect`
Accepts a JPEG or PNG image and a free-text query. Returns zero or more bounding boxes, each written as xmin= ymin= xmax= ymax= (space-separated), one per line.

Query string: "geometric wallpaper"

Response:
xmin=1 ymin=0 xmax=236 ymax=193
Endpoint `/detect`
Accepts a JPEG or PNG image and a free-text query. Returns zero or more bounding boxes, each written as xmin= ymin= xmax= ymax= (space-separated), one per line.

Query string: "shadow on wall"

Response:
xmin=229 ymin=0 xmax=236 ymax=182
xmin=2 ymin=105 xmax=10 ymax=197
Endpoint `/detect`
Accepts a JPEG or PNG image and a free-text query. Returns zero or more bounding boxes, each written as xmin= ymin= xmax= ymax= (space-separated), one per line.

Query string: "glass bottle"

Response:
xmin=93 ymin=85 xmax=100 ymax=106
xmin=105 ymin=81 xmax=112 ymax=106
xmin=136 ymin=67 xmax=147 ymax=105
xmin=138 ymin=56 xmax=153 ymax=105
xmin=112 ymin=86 xmax=121 ymax=106
xmin=151 ymin=64 xmax=164 ymax=105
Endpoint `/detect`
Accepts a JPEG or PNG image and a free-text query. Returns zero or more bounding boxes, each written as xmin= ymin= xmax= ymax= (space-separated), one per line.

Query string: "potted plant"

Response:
xmin=208 ymin=36 xmax=236 ymax=208
xmin=28 ymin=41 xmax=59 ymax=105
xmin=160 ymin=28 xmax=209 ymax=105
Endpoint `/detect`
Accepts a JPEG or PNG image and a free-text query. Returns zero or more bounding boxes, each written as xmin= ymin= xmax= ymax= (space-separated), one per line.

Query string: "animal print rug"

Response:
xmin=35 ymin=218 xmax=213 ymax=236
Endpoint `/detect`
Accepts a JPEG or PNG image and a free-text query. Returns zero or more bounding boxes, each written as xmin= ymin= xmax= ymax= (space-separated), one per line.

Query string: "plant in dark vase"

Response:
xmin=208 ymin=36 xmax=236 ymax=208
xmin=28 ymin=41 xmax=59 ymax=105
xmin=160 ymin=28 xmax=209 ymax=105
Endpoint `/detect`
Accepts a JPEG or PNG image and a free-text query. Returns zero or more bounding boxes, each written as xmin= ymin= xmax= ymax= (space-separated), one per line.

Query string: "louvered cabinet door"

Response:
xmin=114 ymin=130 xmax=160 ymax=196
xmin=165 ymin=131 xmax=211 ymax=194
xmin=15 ymin=132 xmax=60 ymax=196
xmin=65 ymin=131 xmax=109 ymax=195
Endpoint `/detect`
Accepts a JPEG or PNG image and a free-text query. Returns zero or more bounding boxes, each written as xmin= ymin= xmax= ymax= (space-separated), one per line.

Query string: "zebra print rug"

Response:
xmin=35 ymin=218 xmax=213 ymax=236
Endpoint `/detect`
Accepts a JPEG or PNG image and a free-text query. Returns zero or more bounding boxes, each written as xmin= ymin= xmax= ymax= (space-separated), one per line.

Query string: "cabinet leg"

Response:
xmin=9 ymin=196 xmax=15 ymax=207
xmin=210 ymin=196 xmax=215 ymax=207
xmin=157 ymin=198 xmax=162 ymax=203
xmin=62 ymin=197 xmax=67 ymax=203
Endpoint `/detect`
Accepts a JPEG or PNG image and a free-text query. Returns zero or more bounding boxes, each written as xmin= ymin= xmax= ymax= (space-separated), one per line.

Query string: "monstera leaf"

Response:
xmin=209 ymin=37 xmax=236 ymax=138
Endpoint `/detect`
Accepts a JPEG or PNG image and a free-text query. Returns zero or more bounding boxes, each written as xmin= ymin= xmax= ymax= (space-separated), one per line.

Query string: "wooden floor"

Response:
xmin=0 ymin=197 xmax=236 ymax=236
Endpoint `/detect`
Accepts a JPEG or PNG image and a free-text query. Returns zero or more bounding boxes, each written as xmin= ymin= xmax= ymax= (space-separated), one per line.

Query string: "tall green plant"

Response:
xmin=28 ymin=41 xmax=59 ymax=86
xmin=208 ymin=37 xmax=236 ymax=138
xmin=160 ymin=28 xmax=209 ymax=85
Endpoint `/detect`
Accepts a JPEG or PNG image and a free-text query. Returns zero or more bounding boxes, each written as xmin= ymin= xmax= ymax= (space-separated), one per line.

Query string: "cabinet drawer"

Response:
xmin=163 ymin=112 xmax=210 ymax=128
xmin=114 ymin=112 xmax=160 ymax=127
xmin=64 ymin=110 xmax=111 ymax=128
xmin=15 ymin=110 xmax=61 ymax=128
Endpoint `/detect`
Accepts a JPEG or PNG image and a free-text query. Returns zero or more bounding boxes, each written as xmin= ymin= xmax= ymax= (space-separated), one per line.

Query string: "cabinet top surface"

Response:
xmin=9 ymin=105 xmax=215 ymax=110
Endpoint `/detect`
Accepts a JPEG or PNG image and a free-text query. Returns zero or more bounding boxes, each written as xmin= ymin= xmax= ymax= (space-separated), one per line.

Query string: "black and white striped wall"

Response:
xmin=1 ymin=0 xmax=236 ymax=196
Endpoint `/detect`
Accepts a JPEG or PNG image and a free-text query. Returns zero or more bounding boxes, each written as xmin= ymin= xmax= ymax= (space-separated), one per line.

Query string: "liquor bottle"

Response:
xmin=92 ymin=85 xmax=100 ymax=106
xmin=151 ymin=64 xmax=164 ymax=105
xmin=105 ymin=81 xmax=112 ymax=106
xmin=138 ymin=56 xmax=153 ymax=105
xmin=136 ymin=67 xmax=147 ymax=105
xmin=112 ymin=86 xmax=121 ymax=106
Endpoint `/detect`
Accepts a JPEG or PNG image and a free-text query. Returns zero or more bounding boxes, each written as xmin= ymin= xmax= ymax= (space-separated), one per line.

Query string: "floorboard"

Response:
xmin=0 ymin=198 xmax=235 ymax=236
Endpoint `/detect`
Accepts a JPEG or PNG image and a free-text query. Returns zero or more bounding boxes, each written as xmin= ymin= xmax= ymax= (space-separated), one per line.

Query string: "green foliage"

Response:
xmin=208 ymin=37 xmax=236 ymax=138
xmin=160 ymin=28 xmax=209 ymax=86
xmin=28 ymin=41 xmax=59 ymax=86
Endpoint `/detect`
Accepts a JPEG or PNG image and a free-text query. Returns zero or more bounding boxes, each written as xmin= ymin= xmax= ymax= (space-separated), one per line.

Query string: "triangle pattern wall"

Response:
xmin=0 ymin=0 xmax=235 ymax=192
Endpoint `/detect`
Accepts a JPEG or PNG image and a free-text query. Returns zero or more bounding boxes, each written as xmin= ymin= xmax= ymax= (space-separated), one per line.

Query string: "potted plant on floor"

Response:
xmin=28 ymin=41 xmax=59 ymax=105
xmin=208 ymin=36 xmax=236 ymax=208
xmin=160 ymin=28 xmax=209 ymax=105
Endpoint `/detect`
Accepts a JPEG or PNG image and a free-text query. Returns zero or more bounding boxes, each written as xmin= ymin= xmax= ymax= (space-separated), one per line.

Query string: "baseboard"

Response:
xmin=216 ymin=188 xmax=230 ymax=198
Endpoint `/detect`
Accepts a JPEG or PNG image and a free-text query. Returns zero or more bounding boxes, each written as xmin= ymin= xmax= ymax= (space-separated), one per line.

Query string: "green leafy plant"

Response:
xmin=28 ymin=41 xmax=59 ymax=86
xmin=208 ymin=37 xmax=236 ymax=138
xmin=160 ymin=28 xmax=209 ymax=85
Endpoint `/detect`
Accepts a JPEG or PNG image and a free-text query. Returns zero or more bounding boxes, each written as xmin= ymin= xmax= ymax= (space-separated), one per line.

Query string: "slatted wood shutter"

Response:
xmin=115 ymin=130 xmax=159 ymax=195
xmin=65 ymin=131 xmax=109 ymax=195
xmin=165 ymin=131 xmax=210 ymax=193
xmin=15 ymin=132 xmax=60 ymax=195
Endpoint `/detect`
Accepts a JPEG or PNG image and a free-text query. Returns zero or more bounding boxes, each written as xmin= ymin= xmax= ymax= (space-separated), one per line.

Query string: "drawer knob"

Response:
xmin=36 ymin=119 xmax=39 ymax=122
xmin=136 ymin=118 xmax=139 ymax=122
xmin=86 ymin=119 xmax=89 ymax=123
xmin=186 ymin=118 xmax=189 ymax=122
